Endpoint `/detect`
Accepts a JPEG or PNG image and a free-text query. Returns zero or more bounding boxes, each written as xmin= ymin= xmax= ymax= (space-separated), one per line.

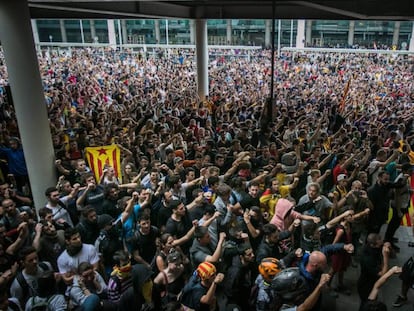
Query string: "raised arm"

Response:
xmin=368 ymin=266 xmax=402 ymax=300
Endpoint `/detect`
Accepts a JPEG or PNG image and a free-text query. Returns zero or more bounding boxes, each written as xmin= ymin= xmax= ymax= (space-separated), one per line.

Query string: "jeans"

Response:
xmin=81 ymin=294 xmax=101 ymax=311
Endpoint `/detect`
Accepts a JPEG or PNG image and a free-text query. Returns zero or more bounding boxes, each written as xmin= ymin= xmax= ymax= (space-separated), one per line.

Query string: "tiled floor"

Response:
xmin=321 ymin=225 xmax=414 ymax=311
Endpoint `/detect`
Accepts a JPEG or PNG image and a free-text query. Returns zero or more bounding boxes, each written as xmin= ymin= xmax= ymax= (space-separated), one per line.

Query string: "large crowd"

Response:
xmin=0 ymin=47 xmax=414 ymax=311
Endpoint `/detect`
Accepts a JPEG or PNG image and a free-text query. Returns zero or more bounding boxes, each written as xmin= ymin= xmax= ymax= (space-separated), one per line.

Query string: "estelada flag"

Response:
xmin=84 ymin=145 xmax=122 ymax=183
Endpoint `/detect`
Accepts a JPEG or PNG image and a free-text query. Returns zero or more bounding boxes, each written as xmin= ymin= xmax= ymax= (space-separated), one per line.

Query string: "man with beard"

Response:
xmin=45 ymin=186 xmax=76 ymax=227
xmin=76 ymin=173 xmax=105 ymax=214
xmin=76 ymin=207 xmax=100 ymax=245
xmin=10 ymin=246 xmax=53 ymax=307
xmin=57 ymin=227 xmax=100 ymax=285
xmin=130 ymin=214 xmax=160 ymax=269
xmin=33 ymin=220 xmax=65 ymax=271
xmin=367 ymin=171 xmax=403 ymax=241
xmin=101 ymin=184 xmax=122 ymax=218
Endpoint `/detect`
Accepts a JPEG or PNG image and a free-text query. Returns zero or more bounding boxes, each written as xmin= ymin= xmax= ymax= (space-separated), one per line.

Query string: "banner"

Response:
xmin=84 ymin=145 xmax=122 ymax=183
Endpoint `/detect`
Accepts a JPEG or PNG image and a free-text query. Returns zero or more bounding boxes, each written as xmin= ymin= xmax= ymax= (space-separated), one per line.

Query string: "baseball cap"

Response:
xmin=174 ymin=157 xmax=183 ymax=165
xmin=337 ymin=174 xmax=347 ymax=182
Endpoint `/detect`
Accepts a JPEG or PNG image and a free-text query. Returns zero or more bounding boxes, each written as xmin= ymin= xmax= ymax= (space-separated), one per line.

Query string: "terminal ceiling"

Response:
xmin=28 ymin=0 xmax=414 ymax=20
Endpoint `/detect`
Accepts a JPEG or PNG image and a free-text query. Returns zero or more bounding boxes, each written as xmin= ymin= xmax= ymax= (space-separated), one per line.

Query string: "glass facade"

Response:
xmin=35 ymin=19 xmax=414 ymax=49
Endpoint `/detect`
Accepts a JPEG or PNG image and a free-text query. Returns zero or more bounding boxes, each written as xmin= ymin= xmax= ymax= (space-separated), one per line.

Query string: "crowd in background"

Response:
xmin=0 ymin=47 xmax=413 ymax=311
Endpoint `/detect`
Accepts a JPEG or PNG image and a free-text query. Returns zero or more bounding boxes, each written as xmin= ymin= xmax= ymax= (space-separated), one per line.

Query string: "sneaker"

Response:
xmin=393 ymin=295 xmax=407 ymax=307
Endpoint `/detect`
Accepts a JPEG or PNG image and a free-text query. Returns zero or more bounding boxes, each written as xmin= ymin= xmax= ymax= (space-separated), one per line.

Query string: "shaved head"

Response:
xmin=307 ymin=251 xmax=327 ymax=274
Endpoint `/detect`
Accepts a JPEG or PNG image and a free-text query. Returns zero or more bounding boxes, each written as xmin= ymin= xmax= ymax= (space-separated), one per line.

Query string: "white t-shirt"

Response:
xmin=57 ymin=244 xmax=100 ymax=274
xmin=45 ymin=195 xmax=74 ymax=227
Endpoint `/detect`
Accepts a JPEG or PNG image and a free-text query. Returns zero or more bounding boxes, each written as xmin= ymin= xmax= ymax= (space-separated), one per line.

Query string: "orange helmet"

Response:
xmin=258 ymin=257 xmax=281 ymax=282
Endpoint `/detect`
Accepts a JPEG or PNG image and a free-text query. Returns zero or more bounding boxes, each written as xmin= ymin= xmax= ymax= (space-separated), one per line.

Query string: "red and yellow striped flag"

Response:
xmin=84 ymin=145 xmax=122 ymax=183
xmin=402 ymin=173 xmax=414 ymax=226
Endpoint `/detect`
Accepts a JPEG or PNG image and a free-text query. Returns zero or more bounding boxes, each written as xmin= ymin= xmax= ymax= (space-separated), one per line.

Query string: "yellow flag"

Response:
xmin=84 ymin=145 xmax=122 ymax=183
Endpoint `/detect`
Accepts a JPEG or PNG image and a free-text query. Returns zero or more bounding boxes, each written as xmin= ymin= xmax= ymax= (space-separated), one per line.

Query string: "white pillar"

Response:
xmin=79 ymin=20 xmax=85 ymax=44
xmin=195 ymin=20 xmax=209 ymax=100
xmin=117 ymin=19 xmax=122 ymax=48
xmin=409 ymin=22 xmax=414 ymax=52
xmin=31 ymin=19 xmax=40 ymax=47
xmin=60 ymin=19 xmax=67 ymax=42
xmin=392 ymin=21 xmax=401 ymax=47
xmin=226 ymin=20 xmax=232 ymax=45
xmin=121 ymin=20 xmax=128 ymax=44
xmin=189 ymin=20 xmax=196 ymax=45
xmin=0 ymin=0 xmax=56 ymax=211
xmin=277 ymin=19 xmax=281 ymax=56
xmin=296 ymin=19 xmax=305 ymax=48
xmin=265 ymin=20 xmax=271 ymax=48
xmin=348 ymin=21 xmax=355 ymax=46
xmin=306 ymin=20 xmax=312 ymax=46
xmin=107 ymin=20 xmax=116 ymax=46
xmin=90 ymin=20 xmax=96 ymax=42
xmin=154 ymin=20 xmax=161 ymax=44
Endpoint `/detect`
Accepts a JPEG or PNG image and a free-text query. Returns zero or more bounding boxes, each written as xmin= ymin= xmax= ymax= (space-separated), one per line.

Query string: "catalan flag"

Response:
xmin=403 ymin=173 xmax=414 ymax=226
xmin=84 ymin=145 xmax=122 ymax=183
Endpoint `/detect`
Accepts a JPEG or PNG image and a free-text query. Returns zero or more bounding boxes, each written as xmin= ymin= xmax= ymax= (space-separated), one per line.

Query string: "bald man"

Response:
xmin=306 ymin=251 xmax=327 ymax=274
xmin=288 ymin=244 xmax=353 ymax=311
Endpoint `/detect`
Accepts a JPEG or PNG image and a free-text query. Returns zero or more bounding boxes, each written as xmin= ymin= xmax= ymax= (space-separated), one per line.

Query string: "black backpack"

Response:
xmin=16 ymin=262 xmax=51 ymax=303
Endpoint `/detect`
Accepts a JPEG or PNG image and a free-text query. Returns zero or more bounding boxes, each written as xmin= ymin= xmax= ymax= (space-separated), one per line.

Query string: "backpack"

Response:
xmin=16 ymin=262 xmax=51 ymax=303
xmin=29 ymin=295 xmax=56 ymax=311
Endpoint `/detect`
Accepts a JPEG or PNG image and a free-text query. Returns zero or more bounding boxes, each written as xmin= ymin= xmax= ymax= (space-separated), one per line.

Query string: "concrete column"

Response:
xmin=0 ymin=0 xmax=56 ymax=211
xmin=189 ymin=20 xmax=196 ymax=44
xmin=60 ymin=19 xmax=67 ymax=42
xmin=348 ymin=21 xmax=355 ymax=46
xmin=409 ymin=22 xmax=414 ymax=52
xmin=107 ymin=20 xmax=116 ymax=46
xmin=226 ymin=20 xmax=232 ymax=45
xmin=195 ymin=20 xmax=209 ymax=100
xmin=305 ymin=20 xmax=312 ymax=46
xmin=121 ymin=20 xmax=128 ymax=44
xmin=90 ymin=20 xmax=96 ymax=42
xmin=154 ymin=19 xmax=161 ymax=44
xmin=392 ymin=21 xmax=401 ymax=47
xmin=296 ymin=19 xmax=305 ymax=48
xmin=31 ymin=19 xmax=40 ymax=46
xmin=265 ymin=20 xmax=271 ymax=48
